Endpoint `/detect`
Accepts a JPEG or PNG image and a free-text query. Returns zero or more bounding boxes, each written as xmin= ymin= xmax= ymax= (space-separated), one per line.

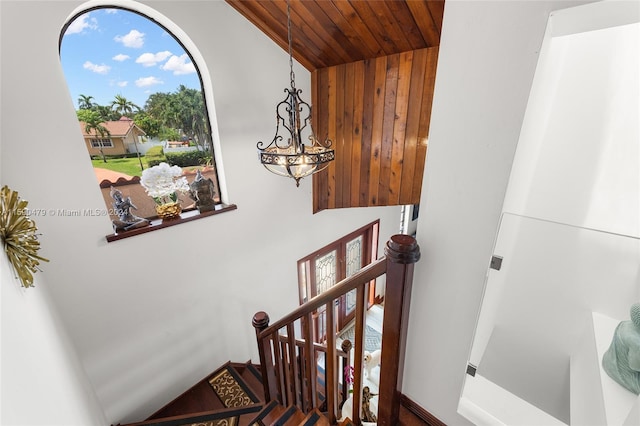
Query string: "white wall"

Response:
xmin=403 ymin=1 xmax=596 ymax=425
xmin=464 ymin=4 xmax=640 ymax=423
xmin=504 ymin=8 xmax=640 ymax=238
xmin=0 ymin=0 xmax=401 ymax=424
xmin=1 ymin=256 xmax=107 ymax=425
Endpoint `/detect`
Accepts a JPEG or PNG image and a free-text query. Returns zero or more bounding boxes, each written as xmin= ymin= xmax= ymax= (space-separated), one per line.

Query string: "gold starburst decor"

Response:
xmin=0 ymin=185 xmax=49 ymax=288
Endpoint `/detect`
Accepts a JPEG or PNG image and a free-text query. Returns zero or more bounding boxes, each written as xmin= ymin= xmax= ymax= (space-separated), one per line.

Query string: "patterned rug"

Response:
xmin=208 ymin=366 xmax=258 ymax=408
xmin=339 ymin=324 xmax=382 ymax=353
xmin=178 ymin=366 xmax=260 ymax=426
xmin=186 ymin=420 xmax=236 ymax=426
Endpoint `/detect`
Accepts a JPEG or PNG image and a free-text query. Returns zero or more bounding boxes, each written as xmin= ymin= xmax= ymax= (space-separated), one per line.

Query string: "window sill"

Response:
xmin=105 ymin=203 xmax=237 ymax=242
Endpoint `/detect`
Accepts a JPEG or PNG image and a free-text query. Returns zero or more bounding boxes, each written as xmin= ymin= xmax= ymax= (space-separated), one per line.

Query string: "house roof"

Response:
xmin=80 ymin=116 xmax=146 ymax=138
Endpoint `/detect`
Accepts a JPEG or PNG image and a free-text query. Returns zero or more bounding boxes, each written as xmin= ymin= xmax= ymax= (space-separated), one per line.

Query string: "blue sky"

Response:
xmin=60 ymin=8 xmax=201 ymax=110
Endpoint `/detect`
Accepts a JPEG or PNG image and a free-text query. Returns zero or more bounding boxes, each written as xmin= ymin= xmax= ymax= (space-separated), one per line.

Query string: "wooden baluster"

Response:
xmin=286 ymin=323 xmax=301 ymax=409
xmin=299 ymin=343 xmax=308 ymax=412
xmin=278 ymin=328 xmax=291 ymax=406
xmin=325 ymin=300 xmax=337 ymax=423
xmin=352 ymin=284 xmax=367 ymax=425
xmin=341 ymin=339 xmax=352 ymax=408
xmin=304 ymin=312 xmax=316 ymax=411
xmin=273 ymin=330 xmax=285 ymax=404
xmin=377 ymin=234 xmax=420 ymax=426
xmin=252 ymin=311 xmax=277 ymax=402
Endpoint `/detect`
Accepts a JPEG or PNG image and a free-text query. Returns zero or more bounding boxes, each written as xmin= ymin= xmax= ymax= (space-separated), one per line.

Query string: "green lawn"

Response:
xmin=92 ymin=157 xmax=146 ymax=177
xmin=92 ymin=157 xmax=207 ymax=177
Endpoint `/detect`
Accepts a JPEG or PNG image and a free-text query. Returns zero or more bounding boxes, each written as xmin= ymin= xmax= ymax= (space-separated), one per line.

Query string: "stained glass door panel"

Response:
xmin=312 ymin=250 xmax=337 ymax=342
xmin=315 ymin=250 xmax=337 ymax=295
xmin=342 ymin=236 xmax=363 ymax=323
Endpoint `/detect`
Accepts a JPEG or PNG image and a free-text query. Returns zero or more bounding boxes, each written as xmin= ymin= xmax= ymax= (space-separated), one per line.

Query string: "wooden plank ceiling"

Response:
xmin=224 ymin=0 xmax=444 ymax=71
xmin=225 ymin=1 xmax=445 ymax=211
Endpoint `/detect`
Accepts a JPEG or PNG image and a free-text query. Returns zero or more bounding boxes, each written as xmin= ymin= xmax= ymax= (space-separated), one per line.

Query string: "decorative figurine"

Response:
xmin=189 ymin=169 xmax=217 ymax=213
xmin=602 ymin=302 xmax=640 ymax=394
xmin=110 ymin=187 xmax=150 ymax=232
xmin=361 ymin=386 xmax=377 ymax=423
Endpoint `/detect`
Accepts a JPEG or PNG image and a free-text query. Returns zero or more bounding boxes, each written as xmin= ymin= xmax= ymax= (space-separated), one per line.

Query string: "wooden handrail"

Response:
xmin=256 ymin=257 xmax=387 ymax=339
xmin=253 ymin=234 xmax=420 ymax=425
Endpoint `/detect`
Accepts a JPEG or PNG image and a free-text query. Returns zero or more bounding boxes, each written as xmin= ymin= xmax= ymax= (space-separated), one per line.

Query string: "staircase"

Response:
xmin=116 ymin=235 xmax=429 ymax=426
xmin=117 ymin=361 xmax=352 ymax=426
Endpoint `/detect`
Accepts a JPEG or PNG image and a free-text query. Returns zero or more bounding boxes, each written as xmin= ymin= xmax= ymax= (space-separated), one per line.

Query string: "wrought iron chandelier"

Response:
xmin=257 ymin=0 xmax=334 ymax=187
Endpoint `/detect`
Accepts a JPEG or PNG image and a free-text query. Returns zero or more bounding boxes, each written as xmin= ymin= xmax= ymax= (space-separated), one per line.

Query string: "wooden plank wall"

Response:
xmin=312 ymin=47 xmax=438 ymax=213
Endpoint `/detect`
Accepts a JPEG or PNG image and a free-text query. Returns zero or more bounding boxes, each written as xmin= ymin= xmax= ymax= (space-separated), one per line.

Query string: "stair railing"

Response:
xmin=252 ymin=234 xmax=420 ymax=425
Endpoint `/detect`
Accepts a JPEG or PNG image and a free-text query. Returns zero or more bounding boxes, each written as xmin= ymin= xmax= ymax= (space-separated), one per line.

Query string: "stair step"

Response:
xmin=143 ymin=361 xmax=264 ymax=423
xmin=147 ymin=378 xmax=226 ymax=419
xmin=250 ymin=399 xmax=285 ymax=425
xmin=246 ymin=361 xmax=263 ymax=382
xmin=239 ymin=362 xmax=266 ymax=402
xmin=300 ymin=408 xmax=331 ymax=426
xmin=209 ymin=363 xmax=260 ymax=408
xmin=119 ymin=404 xmax=264 ymax=426
xmin=273 ymin=405 xmax=306 ymax=426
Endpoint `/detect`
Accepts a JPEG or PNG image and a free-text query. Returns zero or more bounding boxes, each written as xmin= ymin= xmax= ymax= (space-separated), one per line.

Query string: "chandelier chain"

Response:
xmin=287 ymin=0 xmax=295 ymax=88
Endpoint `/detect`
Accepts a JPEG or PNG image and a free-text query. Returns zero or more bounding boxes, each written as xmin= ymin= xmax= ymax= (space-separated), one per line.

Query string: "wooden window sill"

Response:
xmin=105 ymin=203 xmax=237 ymax=242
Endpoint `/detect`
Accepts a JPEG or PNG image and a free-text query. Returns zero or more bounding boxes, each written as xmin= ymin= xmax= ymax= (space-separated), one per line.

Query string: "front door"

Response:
xmin=298 ymin=221 xmax=379 ymax=343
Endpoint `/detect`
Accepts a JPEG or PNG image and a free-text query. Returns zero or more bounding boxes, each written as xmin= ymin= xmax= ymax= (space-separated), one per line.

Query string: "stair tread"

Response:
xmin=300 ymin=408 xmax=331 ymax=426
xmin=146 ymin=361 xmax=263 ymax=422
xmin=275 ymin=405 xmax=306 ymax=426
xmin=209 ymin=363 xmax=261 ymax=407
xmin=239 ymin=362 xmax=266 ymax=402
xmin=257 ymin=400 xmax=288 ymax=425
xmin=147 ymin=380 xmax=225 ymax=419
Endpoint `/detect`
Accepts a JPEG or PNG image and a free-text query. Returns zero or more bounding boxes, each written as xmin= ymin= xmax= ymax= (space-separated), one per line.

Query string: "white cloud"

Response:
xmin=161 ymin=54 xmax=196 ymax=75
xmin=114 ymin=29 xmax=145 ymax=48
xmin=109 ymin=79 xmax=129 ymax=88
xmin=112 ymin=54 xmax=130 ymax=62
xmin=135 ymin=51 xmax=172 ymax=67
xmin=83 ymin=61 xmax=110 ymax=75
xmin=65 ymin=14 xmax=97 ymax=35
xmin=135 ymin=76 xmax=163 ymax=87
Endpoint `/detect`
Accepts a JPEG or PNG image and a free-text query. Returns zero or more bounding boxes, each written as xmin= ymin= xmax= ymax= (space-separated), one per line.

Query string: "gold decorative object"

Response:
xmin=155 ymin=201 xmax=182 ymax=220
xmin=0 ymin=185 xmax=49 ymax=288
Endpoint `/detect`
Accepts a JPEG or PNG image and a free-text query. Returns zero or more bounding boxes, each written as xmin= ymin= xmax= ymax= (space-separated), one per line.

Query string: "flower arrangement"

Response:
xmin=344 ymin=365 xmax=354 ymax=394
xmin=140 ymin=162 xmax=189 ymax=205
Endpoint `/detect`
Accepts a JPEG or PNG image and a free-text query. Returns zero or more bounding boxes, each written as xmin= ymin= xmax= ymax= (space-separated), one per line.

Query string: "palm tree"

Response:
xmin=77 ymin=94 xmax=95 ymax=110
xmin=83 ymin=110 xmax=111 ymax=163
xmin=111 ymin=94 xmax=140 ymax=118
xmin=93 ymin=104 xmax=120 ymax=122
xmin=175 ymin=85 xmax=209 ymax=151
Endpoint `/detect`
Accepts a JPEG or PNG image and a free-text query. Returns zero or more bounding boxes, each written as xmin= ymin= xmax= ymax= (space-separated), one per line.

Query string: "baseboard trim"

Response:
xmin=400 ymin=393 xmax=446 ymax=426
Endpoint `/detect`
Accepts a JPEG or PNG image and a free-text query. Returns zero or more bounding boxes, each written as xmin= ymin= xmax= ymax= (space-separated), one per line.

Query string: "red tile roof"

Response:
xmin=79 ymin=117 xmax=146 ymax=137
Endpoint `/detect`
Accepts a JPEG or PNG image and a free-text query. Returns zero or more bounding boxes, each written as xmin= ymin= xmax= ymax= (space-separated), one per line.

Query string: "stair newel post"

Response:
xmin=252 ymin=311 xmax=278 ymax=403
xmin=377 ymin=234 xmax=420 ymax=426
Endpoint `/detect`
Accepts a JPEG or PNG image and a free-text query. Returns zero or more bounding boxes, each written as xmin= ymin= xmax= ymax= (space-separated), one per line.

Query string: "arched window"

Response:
xmin=59 ymin=4 xmax=233 ymax=241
